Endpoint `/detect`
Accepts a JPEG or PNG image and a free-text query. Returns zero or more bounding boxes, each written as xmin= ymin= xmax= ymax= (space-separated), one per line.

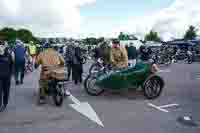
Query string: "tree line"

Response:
xmin=0 ymin=25 xmax=198 ymax=46
xmin=0 ymin=27 xmax=39 ymax=45
xmin=144 ymin=25 xmax=198 ymax=42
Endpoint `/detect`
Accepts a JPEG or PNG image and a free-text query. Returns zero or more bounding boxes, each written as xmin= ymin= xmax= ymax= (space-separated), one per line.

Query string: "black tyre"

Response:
xmin=142 ymin=75 xmax=164 ymax=99
xmin=82 ymin=56 xmax=87 ymax=64
xmin=53 ymin=83 xmax=64 ymax=107
xmin=84 ymin=75 xmax=104 ymax=96
xmin=53 ymin=93 xmax=64 ymax=107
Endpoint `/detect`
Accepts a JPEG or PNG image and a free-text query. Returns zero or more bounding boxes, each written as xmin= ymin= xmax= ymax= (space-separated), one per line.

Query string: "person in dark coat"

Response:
xmin=65 ymin=44 xmax=75 ymax=81
xmin=99 ymin=42 xmax=111 ymax=65
xmin=72 ymin=46 xmax=83 ymax=84
xmin=139 ymin=45 xmax=151 ymax=62
xmin=126 ymin=43 xmax=137 ymax=67
xmin=93 ymin=46 xmax=100 ymax=60
xmin=0 ymin=42 xmax=13 ymax=112
xmin=14 ymin=40 xmax=27 ymax=85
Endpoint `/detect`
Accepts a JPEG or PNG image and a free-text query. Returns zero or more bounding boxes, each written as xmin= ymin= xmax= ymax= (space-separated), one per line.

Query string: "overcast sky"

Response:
xmin=0 ymin=0 xmax=200 ymax=41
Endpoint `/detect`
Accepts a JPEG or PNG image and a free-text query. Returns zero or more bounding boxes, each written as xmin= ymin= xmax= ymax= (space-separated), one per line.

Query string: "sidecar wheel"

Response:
xmin=143 ymin=75 xmax=164 ymax=99
xmin=84 ymin=75 xmax=104 ymax=96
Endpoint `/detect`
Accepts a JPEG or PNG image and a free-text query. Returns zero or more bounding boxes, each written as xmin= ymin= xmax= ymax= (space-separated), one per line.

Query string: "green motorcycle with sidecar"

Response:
xmin=84 ymin=63 xmax=165 ymax=99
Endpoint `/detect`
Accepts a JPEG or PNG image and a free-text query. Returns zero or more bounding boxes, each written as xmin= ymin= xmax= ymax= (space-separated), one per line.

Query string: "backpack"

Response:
xmin=0 ymin=53 xmax=12 ymax=78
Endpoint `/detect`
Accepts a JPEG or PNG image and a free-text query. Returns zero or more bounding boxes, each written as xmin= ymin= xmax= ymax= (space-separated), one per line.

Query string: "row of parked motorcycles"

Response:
xmin=151 ymin=53 xmax=193 ymax=65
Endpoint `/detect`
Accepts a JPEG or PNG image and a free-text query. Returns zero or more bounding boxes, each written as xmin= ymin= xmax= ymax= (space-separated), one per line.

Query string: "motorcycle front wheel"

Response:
xmin=84 ymin=75 xmax=104 ymax=96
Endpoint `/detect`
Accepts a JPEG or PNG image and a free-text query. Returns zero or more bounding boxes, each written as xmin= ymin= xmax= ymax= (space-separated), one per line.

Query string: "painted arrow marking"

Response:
xmin=67 ymin=93 xmax=104 ymax=127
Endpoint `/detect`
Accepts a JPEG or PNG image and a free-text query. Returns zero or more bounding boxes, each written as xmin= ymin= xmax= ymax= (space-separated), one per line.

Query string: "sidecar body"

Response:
xmin=96 ymin=63 xmax=151 ymax=90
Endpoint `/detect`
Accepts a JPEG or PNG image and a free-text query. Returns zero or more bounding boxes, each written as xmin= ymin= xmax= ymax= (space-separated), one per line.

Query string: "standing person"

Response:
xmin=65 ymin=44 xmax=75 ymax=81
xmin=127 ymin=43 xmax=137 ymax=67
xmin=72 ymin=46 xmax=83 ymax=85
xmin=0 ymin=41 xmax=13 ymax=112
xmin=100 ymin=42 xmax=111 ymax=65
xmin=28 ymin=41 xmax=37 ymax=67
xmin=14 ymin=40 xmax=26 ymax=85
xmin=187 ymin=47 xmax=193 ymax=63
xmin=139 ymin=45 xmax=151 ymax=62
xmin=93 ymin=46 xmax=100 ymax=60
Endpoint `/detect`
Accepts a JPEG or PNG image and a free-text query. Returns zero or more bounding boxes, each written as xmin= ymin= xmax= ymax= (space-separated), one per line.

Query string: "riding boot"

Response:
xmin=38 ymin=80 xmax=47 ymax=105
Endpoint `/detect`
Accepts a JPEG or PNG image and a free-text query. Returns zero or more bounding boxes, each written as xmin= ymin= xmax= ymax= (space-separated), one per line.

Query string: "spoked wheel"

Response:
xmin=143 ymin=75 xmax=164 ymax=99
xmin=84 ymin=75 xmax=104 ymax=96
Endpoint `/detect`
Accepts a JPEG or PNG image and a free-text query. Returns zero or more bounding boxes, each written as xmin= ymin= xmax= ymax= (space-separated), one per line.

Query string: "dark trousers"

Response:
xmin=0 ymin=77 xmax=11 ymax=109
xmin=72 ymin=64 xmax=83 ymax=84
xmin=66 ymin=62 xmax=73 ymax=80
xmin=15 ymin=61 xmax=25 ymax=82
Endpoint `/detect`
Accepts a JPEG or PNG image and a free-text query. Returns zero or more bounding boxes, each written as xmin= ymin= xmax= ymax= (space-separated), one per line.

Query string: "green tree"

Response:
xmin=97 ymin=37 xmax=104 ymax=44
xmin=184 ymin=25 xmax=197 ymax=40
xmin=0 ymin=27 xmax=17 ymax=43
xmin=145 ymin=30 xmax=161 ymax=42
xmin=17 ymin=29 xmax=34 ymax=43
xmin=84 ymin=37 xmax=97 ymax=45
xmin=118 ymin=32 xmax=125 ymax=40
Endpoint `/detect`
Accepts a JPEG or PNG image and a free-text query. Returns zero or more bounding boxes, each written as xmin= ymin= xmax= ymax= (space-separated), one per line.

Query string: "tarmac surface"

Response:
xmin=0 ymin=61 xmax=200 ymax=133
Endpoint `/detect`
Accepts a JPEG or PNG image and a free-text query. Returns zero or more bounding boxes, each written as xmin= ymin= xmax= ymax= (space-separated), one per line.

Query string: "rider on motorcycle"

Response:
xmin=110 ymin=39 xmax=128 ymax=69
xmin=35 ymin=43 xmax=65 ymax=104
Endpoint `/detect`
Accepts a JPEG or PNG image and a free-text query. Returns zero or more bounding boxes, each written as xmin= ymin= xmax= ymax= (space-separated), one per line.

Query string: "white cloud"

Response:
xmin=0 ymin=0 xmax=95 ymax=37
xmin=1 ymin=0 xmax=200 ymax=40
xmin=120 ymin=0 xmax=200 ymax=41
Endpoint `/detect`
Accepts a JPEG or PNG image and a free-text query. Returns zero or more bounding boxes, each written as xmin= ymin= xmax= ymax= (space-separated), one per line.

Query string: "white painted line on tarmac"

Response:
xmin=159 ymin=104 xmax=179 ymax=108
xmin=158 ymin=69 xmax=171 ymax=73
xmin=148 ymin=103 xmax=169 ymax=113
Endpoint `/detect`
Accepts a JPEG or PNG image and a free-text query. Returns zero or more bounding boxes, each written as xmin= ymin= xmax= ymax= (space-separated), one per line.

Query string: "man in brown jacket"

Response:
xmin=36 ymin=44 xmax=65 ymax=104
xmin=110 ymin=40 xmax=128 ymax=69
